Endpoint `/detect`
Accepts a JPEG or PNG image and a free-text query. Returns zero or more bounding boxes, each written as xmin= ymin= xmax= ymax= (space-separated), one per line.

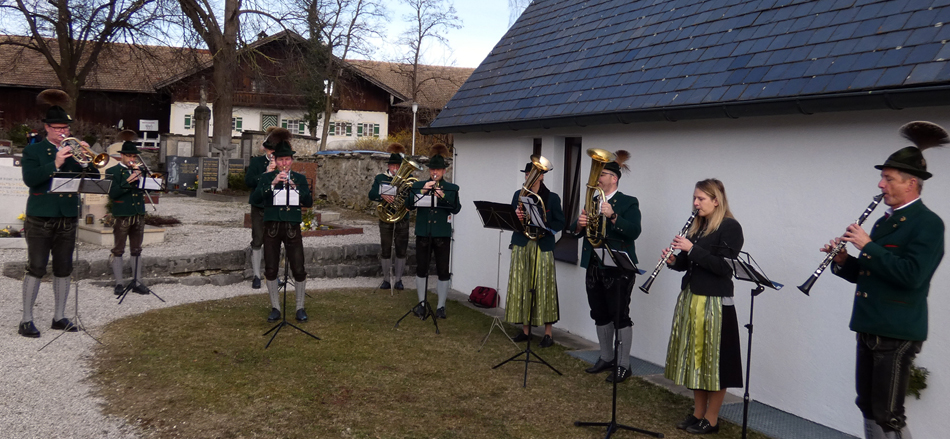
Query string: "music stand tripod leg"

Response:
xmin=262 ymin=245 xmax=320 ymax=348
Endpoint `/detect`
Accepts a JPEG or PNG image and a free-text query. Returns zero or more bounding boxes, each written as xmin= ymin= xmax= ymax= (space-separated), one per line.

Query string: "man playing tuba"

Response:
xmin=369 ymin=143 xmax=412 ymax=290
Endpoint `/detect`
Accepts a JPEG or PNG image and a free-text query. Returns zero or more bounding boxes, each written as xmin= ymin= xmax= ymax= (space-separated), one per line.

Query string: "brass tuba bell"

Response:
xmin=583 ymin=148 xmax=615 ymax=247
xmin=376 ymin=156 xmax=421 ymax=223
xmin=519 ymin=155 xmax=552 ymax=240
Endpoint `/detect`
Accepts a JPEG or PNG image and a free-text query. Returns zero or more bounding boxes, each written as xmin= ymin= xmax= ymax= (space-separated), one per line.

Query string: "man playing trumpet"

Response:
xmin=252 ymin=140 xmax=313 ymax=323
xmin=245 ymin=127 xmax=286 ymax=289
xmin=106 ymin=134 xmax=151 ymax=295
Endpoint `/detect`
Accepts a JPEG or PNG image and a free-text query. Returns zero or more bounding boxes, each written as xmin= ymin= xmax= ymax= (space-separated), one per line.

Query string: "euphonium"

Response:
xmin=376 ymin=156 xmax=421 ymax=223
xmin=61 ymin=135 xmax=109 ymax=167
xmin=583 ymin=148 xmax=615 ymax=247
xmin=520 ymin=155 xmax=552 ymax=240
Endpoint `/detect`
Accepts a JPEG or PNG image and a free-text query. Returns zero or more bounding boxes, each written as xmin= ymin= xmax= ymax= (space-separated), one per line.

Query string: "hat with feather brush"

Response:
xmin=427 ymin=144 xmax=450 ymax=169
xmin=37 ymin=89 xmax=73 ymax=124
xmin=262 ymin=126 xmax=291 ymax=151
xmin=603 ymin=150 xmax=630 ymax=179
xmin=117 ymin=130 xmax=140 ymax=155
xmin=387 ymin=143 xmax=406 ymax=165
xmin=875 ymin=121 xmax=949 ymax=180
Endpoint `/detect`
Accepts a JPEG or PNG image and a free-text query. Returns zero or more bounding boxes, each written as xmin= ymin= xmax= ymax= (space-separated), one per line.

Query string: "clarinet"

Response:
xmin=639 ymin=210 xmax=699 ymax=294
xmin=797 ymin=193 xmax=885 ymax=295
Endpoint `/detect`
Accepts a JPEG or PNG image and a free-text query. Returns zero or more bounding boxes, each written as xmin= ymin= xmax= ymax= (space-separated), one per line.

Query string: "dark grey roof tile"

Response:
xmin=906 ymin=62 xmax=947 ymax=83
xmin=878 ymin=48 xmax=910 ymax=67
xmin=801 ymin=75 xmax=833 ymax=94
xmin=828 ymin=54 xmax=860 ymax=73
xmin=702 ymin=86 xmax=730 ymax=103
xmin=827 ymin=71 xmax=860 ymax=91
xmin=758 ymin=80 xmax=788 ymax=98
xmin=830 ymin=39 xmax=860 ymax=56
xmin=875 ymin=65 xmax=914 ymax=86
xmin=788 ymin=30 xmax=815 ymax=47
xmin=877 ymin=13 xmax=912 ymax=33
xmin=905 ymin=43 xmax=943 ymax=64
xmin=808 ymin=42 xmax=837 ymax=59
xmin=805 ymin=58 xmax=836 ymax=76
xmin=779 ymin=77 xmax=810 ymax=95
xmin=905 ymin=26 xmax=942 ymax=47
xmin=851 ymin=68 xmax=886 ymax=89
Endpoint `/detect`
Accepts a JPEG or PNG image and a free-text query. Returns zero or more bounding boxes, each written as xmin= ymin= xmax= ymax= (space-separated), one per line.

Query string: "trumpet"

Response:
xmin=583 ymin=148 xmax=614 ymax=247
xmin=61 ymin=135 xmax=109 ymax=167
xmin=798 ymin=194 xmax=885 ymax=295
xmin=520 ymin=155 xmax=552 ymax=240
xmin=639 ymin=210 xmax=699 ymax=294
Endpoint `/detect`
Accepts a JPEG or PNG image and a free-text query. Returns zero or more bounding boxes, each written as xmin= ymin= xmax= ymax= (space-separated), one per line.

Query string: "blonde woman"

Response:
xmin=662 ymin=179 xmax=744 ymax=435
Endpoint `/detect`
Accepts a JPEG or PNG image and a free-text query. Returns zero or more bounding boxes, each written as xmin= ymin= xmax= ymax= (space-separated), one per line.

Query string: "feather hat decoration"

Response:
xmin=263 ymin=127 xmax=292 ymax=149
xmin=37 ymin=89 xmax=70 ymax=108
xmin=899 ymin=121 xmax=949 ymax=150
xmin=604 ymin=149 xmax=631 ymax=178
xmin=427 ymin=143 xmax=450 ymax=169
xmin=118 ymin=130 xmax=138 ymax=142
xmin=386 ymin=143 xmax=406 ymax=164
xmin=875 ymin=121 xmax=949 ymax=180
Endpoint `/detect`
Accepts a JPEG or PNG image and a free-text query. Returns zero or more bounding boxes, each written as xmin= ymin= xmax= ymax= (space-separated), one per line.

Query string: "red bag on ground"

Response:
xmin=469 ymin=286 xmax=499 ymax=308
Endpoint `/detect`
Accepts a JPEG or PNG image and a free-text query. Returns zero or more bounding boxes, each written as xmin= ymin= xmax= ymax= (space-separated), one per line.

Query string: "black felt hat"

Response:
xmin=875 ymin=121 xmax=949 ymax=180
xmin=387 ymin=143 xmax=406 ymax=165
xmin=37 ymin=89 xmax=73 ymax=124
xmin=427 ymin=144 xmax=449 ymax=169
xmin=272 ymin=141 xmax=295 ymax=157
xmin=603 ymin=150 xmax=631 ymax=180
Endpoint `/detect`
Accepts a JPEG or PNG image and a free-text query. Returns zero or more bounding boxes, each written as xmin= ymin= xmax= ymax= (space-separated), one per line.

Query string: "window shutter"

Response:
xmin=357 ymin=124 xmax=363 ymax=136
xmin=235 ymin=117 xmax=243 ymax=131
xmin=281 ymin=120 xmax=288 ymax=129
xmin=346 ymin=123 xmax=352 ymax=136
xmin=184 ymin=114 xmax=192 ymax=129
xmin=373 ymin=124 xmax=380 ymax=137
xmin=298 ymin=122 xmax=305 ymax=135
xmin=328 ymin=122 xmax=334 ymax=136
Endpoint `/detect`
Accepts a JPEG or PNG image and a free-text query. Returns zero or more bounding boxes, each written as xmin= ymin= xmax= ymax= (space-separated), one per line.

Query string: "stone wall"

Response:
xmin=296 ymin=153 xmax=453 ymax=213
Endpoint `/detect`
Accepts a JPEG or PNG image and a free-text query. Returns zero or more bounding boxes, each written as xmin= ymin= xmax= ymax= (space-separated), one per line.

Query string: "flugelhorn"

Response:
xmin=376 ymin=156 xmax=421 ymax=223
xmin=61 ymin=135 xmax=109 ymax=167
xmin=798 ymin=194 xmax=885 ymax=295
xmin=639 ymin=210 xmax=699 ymax=294
xmin=520 ymin=155 xmax=552 ymax=240
xmin=583 ymin=148 xmax=614 ymax=247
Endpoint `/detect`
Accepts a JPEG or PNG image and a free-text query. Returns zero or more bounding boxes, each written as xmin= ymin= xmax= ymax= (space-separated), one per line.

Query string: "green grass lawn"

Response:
xmin=90 ymin=288 xmax=770 ymax=439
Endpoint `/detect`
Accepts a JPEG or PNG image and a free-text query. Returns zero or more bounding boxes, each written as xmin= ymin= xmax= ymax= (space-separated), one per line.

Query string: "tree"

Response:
xmin=298 ymin=0 xmax=386 ymax=150
xmin=398 ymin=0 xmax=461 ymax=105
xmin=0 ymin=0 xmax=163 ymax=115
xmin=508 ymin=0 xmax=530 ymax=27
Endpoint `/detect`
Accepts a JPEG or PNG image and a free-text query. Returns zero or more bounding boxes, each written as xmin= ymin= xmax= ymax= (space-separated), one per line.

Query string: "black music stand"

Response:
xmin=40 ymin=170 xmax=111 ymax=351
xmin=262 ymin=239 xmax=321 ymax=349
xmin=575 ymin=240 xmax=663 ymax=439
xmin=725 ymin=251 xmax=782 ymax=439
xmin=474 ymin=201 xmax=520 ymax=351
xmin=393 ymin=186 xmax=458 ymax=334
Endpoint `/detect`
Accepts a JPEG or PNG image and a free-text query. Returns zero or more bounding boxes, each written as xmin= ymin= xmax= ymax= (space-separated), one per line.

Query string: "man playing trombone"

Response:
xmin=822 ymin=122 xmax=946 ymax=439
xmin=106 ymin=135 xmax=150 ymax=295
xmin=571 ymin=151 xmax=641 ymax=383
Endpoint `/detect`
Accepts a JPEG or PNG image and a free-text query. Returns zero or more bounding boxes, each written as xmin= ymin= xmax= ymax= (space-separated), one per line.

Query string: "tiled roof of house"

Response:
xmin=0 ymin=35 xmax=209 ymax=93
xmin=346 ymin=59 xmax=475 ymax=109
xmin=427 ymin=0 xmax=950 ymax=133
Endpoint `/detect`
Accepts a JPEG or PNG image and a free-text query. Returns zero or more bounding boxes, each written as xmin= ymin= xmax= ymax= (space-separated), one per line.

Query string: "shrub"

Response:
xmin=228 ymin=172 xmax=250 ymax=191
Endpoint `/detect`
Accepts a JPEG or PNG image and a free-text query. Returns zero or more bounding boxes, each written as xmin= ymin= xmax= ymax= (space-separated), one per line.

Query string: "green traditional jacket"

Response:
xmin=253 ymin=171 xmax=313 ymax=223
xmin=106 ymin=164 xmax=146 ymax=217
xmin=22 ymin=139 xmax=91 ymax=218
xmin=834 ymin=199 xmax=944 ymax=341
xmin=509 ymin=188 xmax=566 ymax=252
xmin=570 ymin=191 xmax=642 ymax=269
xmin=406 ymin=179 xmax=461 ymax=237
xmin=245 ymin=154 xmax=270 ymax=207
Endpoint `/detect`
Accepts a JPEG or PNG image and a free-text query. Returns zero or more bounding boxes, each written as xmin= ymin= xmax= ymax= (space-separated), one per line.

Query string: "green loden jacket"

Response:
xmin=252 ymin=171 xmax=313 ymax=223
xmin=570 ymin=191 xmax=642 ymax=269
xmin=406 ymin=179 xmax=461 ymax=237
xmin=22 ymin=139 xmax=93 ymax=218
xmin=245 ymin=155 xmax=270 ymax=207
xmin=106 ymin=164 xmax=147 ymax=217
xmin=833 ymin=199 xmax=944 ymax=341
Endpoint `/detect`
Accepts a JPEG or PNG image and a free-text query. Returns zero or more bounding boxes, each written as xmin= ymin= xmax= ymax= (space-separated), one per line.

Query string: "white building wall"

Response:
xmin=450 ymin=107 xmax=950 ymax=438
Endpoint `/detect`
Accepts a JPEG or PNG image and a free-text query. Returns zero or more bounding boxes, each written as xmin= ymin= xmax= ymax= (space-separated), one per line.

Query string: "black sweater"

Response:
xmin=669 ymin=217 xmax=744 ymax=297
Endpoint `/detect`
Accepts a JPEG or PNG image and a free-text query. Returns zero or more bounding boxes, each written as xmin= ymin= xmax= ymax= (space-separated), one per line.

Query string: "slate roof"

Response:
xmin=0 ymin=35 xmax=209 ymax=93
xmin=345 ymin=60 xmax=475 ymax=109
xmin=426 ymin=0 xmax=950 ymax=133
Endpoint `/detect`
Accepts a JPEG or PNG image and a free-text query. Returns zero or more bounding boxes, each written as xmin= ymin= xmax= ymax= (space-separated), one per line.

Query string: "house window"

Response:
xmin=327 ymin=122 xmax=334 ymax=136
xmin=184 ymin=114 xmax=193 ymax=130
xmin=345 ymin=122 xmax=352 ymax=136
xmin=261 ymin=114 xmax=279 ymax=130
xmin=232 ymin=117 xmax=243 ymax=132
xmin=357 ymin=123 xmax=379 ymax=138
xmin=282 ymin=119 xmax=306 ymax=135
xmin=329 ymin=122 xmax=351 ymax=136
xmin=553 ymin=137 xmax=583 ymax=265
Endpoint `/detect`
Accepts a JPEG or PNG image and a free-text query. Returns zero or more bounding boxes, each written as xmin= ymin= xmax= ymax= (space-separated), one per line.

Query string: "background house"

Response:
xmin=423 ymin=0 xmax=950 ymax=437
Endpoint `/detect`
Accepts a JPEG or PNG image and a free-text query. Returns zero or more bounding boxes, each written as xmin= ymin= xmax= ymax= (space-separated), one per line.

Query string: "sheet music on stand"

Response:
xmin=726 ymin=251 xmax=783 ymax=291
xmin=138 ymin=176 xmax=163 ymax=191
xmin=413 ymin=192 xmax=435 ymax=208
xmin=273 ymin=186 xmax=300 ymax=206
xmin=380 ymin=184 xmax=397 ymax=196
xmin=594 ymin=247 xmax=645 ymax=274
xmin=50 ymin=176 xmax=111 ymax=194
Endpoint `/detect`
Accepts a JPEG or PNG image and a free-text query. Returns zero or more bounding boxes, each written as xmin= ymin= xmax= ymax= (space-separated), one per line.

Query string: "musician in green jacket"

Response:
xmin=826 ymin=122 xmax=946 ymax=439
xmin=406 ymin=144 xmax=461 ymax=319
xmin=245 ymin=127 xmax=285 ymax=289
xmin=106 ymin=137 xmax=150 ymax=296
xmin=368 ymin=143 xmax=411 ymax=290
xmin=18 ymin=90 xmax=93 ymax=338
xmin=252 ymin=140 xmax=313 ymax=323
xmin=571 ymin=150 xmax=642 ymax=383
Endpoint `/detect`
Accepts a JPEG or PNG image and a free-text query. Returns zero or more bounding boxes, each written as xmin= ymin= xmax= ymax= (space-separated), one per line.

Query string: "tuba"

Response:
xmin=520 ymin=155 xmax=552 ymax=240
xmin=583 ymin=148 xmax=615 ymax=247
xmin=61 ymin=136 xmax=109 ymax=167
xmin=376 ymin=156 xmax=421 ymax=223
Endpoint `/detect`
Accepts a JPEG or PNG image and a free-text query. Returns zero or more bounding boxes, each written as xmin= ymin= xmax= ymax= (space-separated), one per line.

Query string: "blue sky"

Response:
xmin=360 ymin=0 xmax=518 ymax=68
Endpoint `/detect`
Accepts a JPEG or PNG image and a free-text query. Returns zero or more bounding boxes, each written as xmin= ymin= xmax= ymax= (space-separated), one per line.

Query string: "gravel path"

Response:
xmin=0 ymin=196 xmax=390 ymax=438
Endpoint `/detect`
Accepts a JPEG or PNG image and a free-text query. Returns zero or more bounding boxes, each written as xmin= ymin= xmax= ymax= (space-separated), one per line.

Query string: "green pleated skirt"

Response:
xmin=504 ymin=241 xmax=560 ymax=326
xmin=664 ymin=286 xmax=743 ymax=391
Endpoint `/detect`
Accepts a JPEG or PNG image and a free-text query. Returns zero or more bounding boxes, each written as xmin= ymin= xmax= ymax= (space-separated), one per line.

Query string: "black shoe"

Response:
xmin=252 ymin=276 xmax=261 ymax=289
xmin=113 ymin=284 xmax=124 ymax=296
xmin=394 ymin=280 xmax=404 ymax=290
xmin=412 ymin=304 xmax=426 ymax=319
xmin=132 ymin=283 xmax=149 ymax=295
xmin=295 ymin=309 xmax=308 ymax=322
xmin=605 ymin=366 xmax=631 ymax=383
xmin=435 ymin=307 xmax=446 ymax=319
xmin=512 ymin=332 xmax=530 ymax=342
xmin=379 ymin=280 xmax=391 ymax=289
xmin=18 ymin=321 xmax=40 ymax=338
xmin=539 ymin=335 xmax=554 ymax=348
xmin=676 ymin=414 xmax=701 ymax=430
xmin=685 ymin=418 xmax=719 ymax=434
xmin=267 ymin=308 xmax=281 ymax=323
xmin=51 ymin=318 xmax=78 ymax=332
xmin=585 ymin=358 xmax=615 ymax=374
